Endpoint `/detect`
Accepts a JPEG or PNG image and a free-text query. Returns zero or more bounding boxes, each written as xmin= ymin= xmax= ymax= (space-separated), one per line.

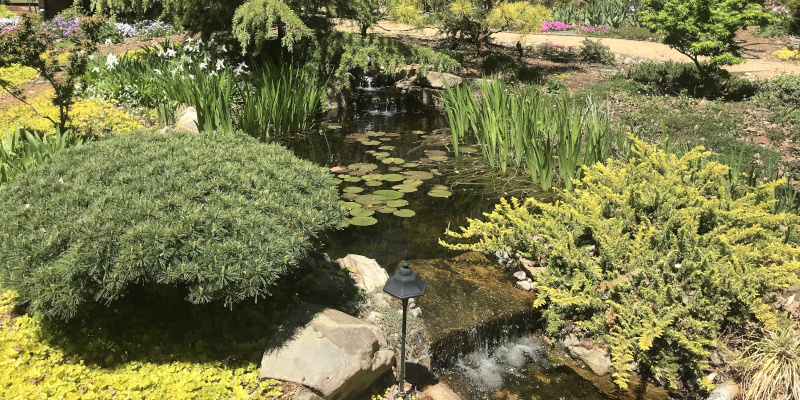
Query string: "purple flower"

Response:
xmin=629 ymin=6 xmax=636 ymax=12
xmin=115 ymin=22 xmax=138 ymax=38
xmin=0 ymin=17 xmax=17 ymax=30
xmin=46 ymin=15 xmax=79 ymax=38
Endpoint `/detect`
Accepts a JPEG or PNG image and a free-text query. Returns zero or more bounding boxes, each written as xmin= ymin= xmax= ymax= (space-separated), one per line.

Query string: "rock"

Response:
xmin=260 ymin=304 xmax=395 ymax=400
xmin=309 ymin=273 xmax=344 ymax=299
xmin=293 ymin=388 xmax=323 ymax=400
xmin=562 ymin=334 xmax=612 ymax=376
xmin=707 ymin=379 xmax=740 ymax=400
xmin=513 ymin=271 xmax=527 ymax=281
xmin=421 ymin=72 xmax=462 ymax=89
xmin=516 ymin=280 xmax=532 ymax=291
xmin=338 ymin=254 xmax=389 ymax=294
xmin=173 ymin=106 xmax=199 ymax=133
xmin=418 ymin=383 xmax=463 ymax=400
xmin=410 ymin=307 xmax=422 ymax=318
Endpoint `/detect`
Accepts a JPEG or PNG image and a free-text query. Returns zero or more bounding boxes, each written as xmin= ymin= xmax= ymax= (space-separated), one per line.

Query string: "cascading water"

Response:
xmin=351 ymin=71 xmax=413 ymax=114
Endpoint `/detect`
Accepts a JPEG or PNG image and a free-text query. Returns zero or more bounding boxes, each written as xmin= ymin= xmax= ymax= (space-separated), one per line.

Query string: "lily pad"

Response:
xmin=350 ymin=208 xmax=376 ymax=217
xmin=330 ymin=166 xmax=348 ymax=172
xmin=348 ymin=163 xmax=378 ymax=171
xmin=341 ymin=193 xmax=359 ymax=200
xmin=392 ymin=184 xmax=419 ymax=193
xmin=343 ymin=186 xmax=364 ymax=194
xmin=393 ymin=209 xmax=416 ymax=218
xmin=365 ymin=180 xmax=383 ymax=187
xmin=382 ymin=157 xmax=405 ymax=165
xmin=330 ymin=178 xmax=343 ymax=184
xmin=349 ymin=170 xmax=367 ymax=176
xmin=382 ymin=174 xmax=406 ymax=182
xmin=343 ymin=176 xmax=362 ymax=183
xmin=361 ymin=140 xmax=381 ymax=146
xmin=355 ymin=194 xmax=387 ymax=205
xmin=403 ymin=179 xmax=423 ymax=186
xmin=388 ymin=167 xmax=403 ymax=172
xmin=348 ymin=216 xmax=378 ymax=226
xmin=460 ymin=147 xmax=479 ymax=154
xmin=404 ymin=171 xmax=435 ymax=180
xmin=362 ymin=174 xmax=384 ymax=181
xmin=376 ymin=207 xmax=397 ymax=214
xmin=425 ymin=150 xmax=447 ymax=157
xmin=378 ymin=146 xmax=395 ymax=150
xmin=431 ymin=184 xmax=449 ymax=191
xmin=374 ymin=152 xmax=391 ymax=158
xmin=428 ymin=189 xmax=452 ymax=198
xmin=374 ymin=190 xmax=403 ymax=200
xmin=430 ymin=156 xmax=449 ymax=162
xmin=386 ymin=132 xmax=401 ymax=137
xmin=326 ymin=124 xmax=342 ymax=129
xmin=387 ymin=199 xmax=409 ymax=208
xmin=403 ymin=163 xmax=419 ymax=168
xmin=412 ymin=130 xmax=424 ymax=135
xmin=347 ymin=133 xmax=369 ymax=140
xmin=366 ymin=131 xmax=385 ymax=137
xmin=340 ymin=202 xmax=362 ymax=210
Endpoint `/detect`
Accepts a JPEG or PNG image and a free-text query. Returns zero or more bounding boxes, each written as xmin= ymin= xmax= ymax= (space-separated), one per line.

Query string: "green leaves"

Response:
xmin=0 ymin=130 xmax=345 ymax=320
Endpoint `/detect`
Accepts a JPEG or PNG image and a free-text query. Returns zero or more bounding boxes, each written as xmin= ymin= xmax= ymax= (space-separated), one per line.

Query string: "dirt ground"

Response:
xmin=337 ymin=20 xmax=800 ymax=79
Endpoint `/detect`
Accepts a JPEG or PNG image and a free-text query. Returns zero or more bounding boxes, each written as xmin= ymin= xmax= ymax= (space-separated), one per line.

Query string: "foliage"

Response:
xmin=441 ymin=138 xmax=800 ymax=389
xmin=751 ymin=74 xmax=800 ymax=140
xmin=0 ymin=130 xmax=346 ymax=320
xmin=1 ymin=126 xmax=83 ymax=185
xmin=0 ymin=14 xmax=103 ymax=130
xmin=0 ymin=290 xmax=283 ymax=399
xmin=532 ymin=41 xmax=579 ymax=61
xmin=623 ymin=61 xmax=756 ymax=100
xmin=578 ymin=38 xmax=615 ymax=65
xmin=441 ymin=78 xmax=625 ymax=191
xmin=552 ymin=0 xmax=639 ymax=28
xmin=0 ymin=89 xmax=144 ymax=137
xmin=0 ymin=64 xmax=37 ymax=89
xmin=0 ymin=5 xmax=16 ymax=18
xmin=639 ymin=0 xmax=776 ymax=76
xmin=774 ymin=47 xmax=800 ymax=60
xmin=742 ymin=327 xmax=800 ymax=400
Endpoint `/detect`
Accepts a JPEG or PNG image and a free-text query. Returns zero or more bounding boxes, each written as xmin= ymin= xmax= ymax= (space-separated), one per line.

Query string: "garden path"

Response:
xmin=337 ymin=20 xmax=800 ymax=79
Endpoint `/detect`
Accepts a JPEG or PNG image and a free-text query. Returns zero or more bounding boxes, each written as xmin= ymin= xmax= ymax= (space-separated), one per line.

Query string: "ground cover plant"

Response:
xmin=0 ymin=130 xmax=346 ymax=320
xmin=442 ymin=138 xmax=800 ymax=390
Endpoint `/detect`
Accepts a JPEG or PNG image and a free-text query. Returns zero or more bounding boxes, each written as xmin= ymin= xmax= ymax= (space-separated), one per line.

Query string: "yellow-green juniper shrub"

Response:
xmin=442 ymin=137 xmax=800 ymax=390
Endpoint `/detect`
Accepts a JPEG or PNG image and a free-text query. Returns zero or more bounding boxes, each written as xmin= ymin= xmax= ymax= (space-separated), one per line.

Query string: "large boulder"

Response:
xmin=173 ymin=106 xmax=199 ymax=133
xmin=260 ymin=303 xmax=395 ymax=400
xmin=562 ymin=334 xmax=612 ymax=376
xmin=420 ymin=72 xmax=463 ymax=89
xmin=418 ymin=383 xmax=463 ymax=400
xmin=707 ymin=379 xmax=740 ymax=400
xmin=338 ymin=254 xmax=389 ymax=294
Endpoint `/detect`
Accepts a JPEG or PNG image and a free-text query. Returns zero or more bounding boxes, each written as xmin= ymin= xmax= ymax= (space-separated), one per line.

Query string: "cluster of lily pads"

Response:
xmin=330 ymin=129 xmax=460 ymax=227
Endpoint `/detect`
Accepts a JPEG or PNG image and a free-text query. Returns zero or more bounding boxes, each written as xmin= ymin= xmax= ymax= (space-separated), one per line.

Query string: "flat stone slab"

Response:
xmin=260 ymin=303 xmax=394 ymax=400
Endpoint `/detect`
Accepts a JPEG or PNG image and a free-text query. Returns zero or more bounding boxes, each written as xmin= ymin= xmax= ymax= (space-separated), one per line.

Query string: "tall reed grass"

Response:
xmin=1 ymin=126 xmax=82 ymax=185
xmin=442 ymin=77 xmax=624 ymax=191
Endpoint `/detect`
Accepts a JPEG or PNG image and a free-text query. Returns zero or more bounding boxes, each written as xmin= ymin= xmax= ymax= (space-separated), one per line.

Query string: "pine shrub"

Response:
xmin=578 ymin=38 xmax=615 ymax=65
xmin=623 ymin=61 xmax=756 ymax=100
xmin=442 ymin=137 xmax=800 ymax=389
xmin=0 ymin=130 xmax=346 ymax=320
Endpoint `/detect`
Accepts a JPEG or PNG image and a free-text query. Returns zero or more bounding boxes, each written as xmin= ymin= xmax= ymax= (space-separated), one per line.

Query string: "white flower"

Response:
xmin=171 ymin=69 xmax=178 ymax=76
xmin=105 ymin=54 xmax=118 ymax=69
xmin=154 ymin=68 xmax=162 ymax=75
xmin=209 ymin=71 xmax=217 ymax=76
xmin=166 ymin=48 xmax=177 ymax=58
xmin=104 ymin=38 xmax=112 ymax=45
xmin=188 ymin=74 xmax=194 ymax=79
xmin=215 ymin=59 xmax=225 ymax=71
xmin=186 ymin=37 xmax=194 ymax=42
xmin=197 ymin=38 xmax=204 ymax=44
xmin=221 ymin=44 xmax=227 ymax=52
xmin=89 ymin=54 xmax=95 ymax=60
xmin=157 ymin=49 xmax=165 ymax=57
xmin=91 ymin=66 xmax=100 ymax=73
xmin=234 ymin=62 xmax=249 ymax=76
xmin=199 ymin=62 xmax=207 ymax=70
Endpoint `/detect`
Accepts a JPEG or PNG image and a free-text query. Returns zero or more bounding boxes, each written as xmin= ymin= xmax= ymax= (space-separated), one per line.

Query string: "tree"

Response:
xmin=0 ymin=14 xmax=103 ymax=131
xmin=639 ymin=0 xmax=775 ymax=77
xmin=391 ymin=0 xmax=551 ymax=52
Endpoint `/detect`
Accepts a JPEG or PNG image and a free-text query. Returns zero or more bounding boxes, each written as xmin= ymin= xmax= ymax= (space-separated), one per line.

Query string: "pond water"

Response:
xmin=275 ymin=91 xmax=659 ymax=400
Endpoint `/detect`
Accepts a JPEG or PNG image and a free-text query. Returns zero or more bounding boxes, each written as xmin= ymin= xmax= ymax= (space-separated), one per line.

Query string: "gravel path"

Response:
xmin=338 ymin=20 xmax=800 ymax=79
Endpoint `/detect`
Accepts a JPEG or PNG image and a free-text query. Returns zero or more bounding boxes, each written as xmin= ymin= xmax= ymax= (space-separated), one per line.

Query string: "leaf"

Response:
xmin=428 ymin=189 xmax=452 ymax=198
xmin=393 ymin=209 xmax=416 ymax=217
xmin=349 ymin=216 xmax=378 ymax=226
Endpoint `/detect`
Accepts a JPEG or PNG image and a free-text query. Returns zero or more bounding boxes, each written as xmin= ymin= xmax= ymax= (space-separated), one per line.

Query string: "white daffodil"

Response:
xmin=171 ymin=69 xmax=178 ymax=76
xmin=89 ymin=54 xmax=95 ymax=60
xmin=221 ymin=44 xmax=227 ymax=52
xmin=91 ymin=66 xmax=100 ymax=73
xmin=234 ymin=62 xmax=249 ymax=76
xmin=209 ymin=71 xmax=217 ymax=76
xmin=157 ymin=49 xmax=165 ymax=57
xmin=199 ymin=62 xmax=207 ymax=70
xmin=105 ymin=38 xmax=112 ymax=45
xmin=105 ymin=54 xmax=118 ymax=69
xmin=166 ymin=48 xmax=177 ymax=58
xmin=154 ymin=68 xmax=162 ymax=75
xmin=186 ymin=37 xmax=194 ymax=42
xmin=215 ymin=59 xmax=225 ymax=71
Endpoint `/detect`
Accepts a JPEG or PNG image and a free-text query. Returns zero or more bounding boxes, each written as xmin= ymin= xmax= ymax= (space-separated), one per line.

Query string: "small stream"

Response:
xmin=275 ymin=83 xmax=661 ymax=400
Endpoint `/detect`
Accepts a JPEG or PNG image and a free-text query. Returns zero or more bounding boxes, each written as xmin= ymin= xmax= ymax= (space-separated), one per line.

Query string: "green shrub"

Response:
xmin=1 ymin=126 xmax=83 ymax=185
xmin=0 ymin=130 xmax=346 ymax=320
xmin=480 ymin=52 xmax=516 ymax=76
xmin=578 ymin=37 xmax=615 ymax=65
xmin=442 ymin=137 xmax=800 ymax=389
xmin=753 ymin=74 xmax=800 ymax=110
xmin=623 ymin=61 xmax=756 ymax=100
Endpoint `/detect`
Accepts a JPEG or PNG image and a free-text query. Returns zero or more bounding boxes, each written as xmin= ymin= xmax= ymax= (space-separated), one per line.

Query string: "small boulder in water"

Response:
xmin=513 ymin=271 xmax=527 ymax=281
xmin=516 ymin=280 xmax=532 ymax=291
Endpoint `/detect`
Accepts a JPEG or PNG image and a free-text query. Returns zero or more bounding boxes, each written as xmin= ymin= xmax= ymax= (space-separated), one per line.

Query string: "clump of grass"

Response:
xmin=742 ymin=327 xmax=800 ymax=400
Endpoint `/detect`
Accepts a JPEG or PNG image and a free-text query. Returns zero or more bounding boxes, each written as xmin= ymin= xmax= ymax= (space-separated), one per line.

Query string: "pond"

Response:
xmin=275 ymin=90 xmax=660 ymax=400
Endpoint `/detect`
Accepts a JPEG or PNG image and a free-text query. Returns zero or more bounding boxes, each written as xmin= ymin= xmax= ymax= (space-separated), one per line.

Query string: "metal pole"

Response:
xmin=398 ymin=297 xmax=408 ymax=400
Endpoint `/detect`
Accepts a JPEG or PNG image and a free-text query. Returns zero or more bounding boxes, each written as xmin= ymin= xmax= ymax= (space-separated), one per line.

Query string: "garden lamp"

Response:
xmin=383 ymin=251 xmax=427 ymax=400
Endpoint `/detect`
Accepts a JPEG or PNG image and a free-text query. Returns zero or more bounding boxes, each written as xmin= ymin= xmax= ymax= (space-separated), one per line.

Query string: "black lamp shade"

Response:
xmin=383 ymin=260 xmax=427 ymax=300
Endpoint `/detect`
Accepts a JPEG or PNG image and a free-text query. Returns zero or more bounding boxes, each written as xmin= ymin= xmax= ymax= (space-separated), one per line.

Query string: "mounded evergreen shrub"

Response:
xmin=442 ymin=137 xmax=800 ymax=389
xmin=624 ymin=61 xmax=756 ymax=100
xmin=0 ymin=130 xmax=345 ymax=320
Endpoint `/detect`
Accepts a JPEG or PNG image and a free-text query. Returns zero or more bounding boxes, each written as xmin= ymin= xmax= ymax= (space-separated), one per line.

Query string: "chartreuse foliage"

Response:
xmin=0 ymin=130 xmax=346 ymax=320
xmin=0 ymin=291 xmax=283 ymax=399
xmin=442 ymin=137 xmax=800 ymax=389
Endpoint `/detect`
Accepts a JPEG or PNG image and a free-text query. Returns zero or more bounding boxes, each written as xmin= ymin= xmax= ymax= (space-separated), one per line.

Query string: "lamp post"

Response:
xmin=383 ymin=251 xmax=427 ymax=400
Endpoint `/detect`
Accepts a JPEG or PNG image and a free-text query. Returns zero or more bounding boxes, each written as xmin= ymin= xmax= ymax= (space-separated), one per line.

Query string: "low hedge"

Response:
xmin=0 ymin=130 xmax=345 ymax=320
